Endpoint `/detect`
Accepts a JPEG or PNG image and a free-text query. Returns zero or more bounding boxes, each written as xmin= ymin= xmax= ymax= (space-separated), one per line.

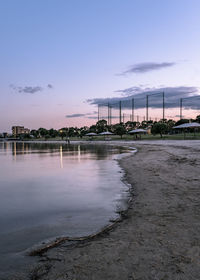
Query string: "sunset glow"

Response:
xmin=1 ymin=0 xmax=200 ymax=132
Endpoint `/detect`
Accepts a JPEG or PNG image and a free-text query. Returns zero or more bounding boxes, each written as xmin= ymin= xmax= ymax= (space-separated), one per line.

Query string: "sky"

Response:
xmin=1 ymin=0 xmax=200 ymax=132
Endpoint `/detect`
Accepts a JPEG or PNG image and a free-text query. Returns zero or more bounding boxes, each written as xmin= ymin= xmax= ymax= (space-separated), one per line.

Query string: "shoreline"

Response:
xmin=28 ymin=145 xmax=136 ymax=256
xmin=15 ymin=140 xmax=200 ymax=279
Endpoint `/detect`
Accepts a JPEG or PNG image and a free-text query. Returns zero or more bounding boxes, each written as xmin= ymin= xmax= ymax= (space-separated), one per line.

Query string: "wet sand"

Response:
xmin=16 ymin=140 xmax=200 ymax=280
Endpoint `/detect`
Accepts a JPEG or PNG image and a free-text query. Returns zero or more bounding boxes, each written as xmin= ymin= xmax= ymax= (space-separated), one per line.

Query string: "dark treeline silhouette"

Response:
xmin=11 ymin=114 xmax=200 ymax=140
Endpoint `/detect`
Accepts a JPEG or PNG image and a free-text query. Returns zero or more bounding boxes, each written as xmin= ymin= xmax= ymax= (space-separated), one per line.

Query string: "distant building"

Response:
xmin=12 ymin=126 xmax=24 ymax=136
xmin=23 ymin=128 xmax=30 ymax=134
xmin=12 ymin=126 xmax=30 ymax=137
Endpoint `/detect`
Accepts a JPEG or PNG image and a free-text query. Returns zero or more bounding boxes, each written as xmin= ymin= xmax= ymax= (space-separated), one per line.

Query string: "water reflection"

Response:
xmin=0 ymin=142 xmax=130 ymax=279
xmin=78 ymin=144 xmax=81 ymax=162
xmin=13 ymin=141 xmax=16 ymax=159
xmin=0 ymin=141 xmax=9 ymax=155
xmin=8 ymin=142 xmax=128 ymax=161
xmin=60 ymin=145 xmax=63 ymax=168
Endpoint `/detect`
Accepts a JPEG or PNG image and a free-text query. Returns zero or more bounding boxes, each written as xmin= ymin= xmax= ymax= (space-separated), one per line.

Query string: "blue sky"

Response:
xmin=1 ymin=0 xmax=200 ymax=131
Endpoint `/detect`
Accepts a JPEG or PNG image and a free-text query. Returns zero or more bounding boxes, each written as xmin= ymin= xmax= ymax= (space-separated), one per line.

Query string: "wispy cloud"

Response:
xmin=120 ymin=62 xmax=176 ymax=75
xmin=87 ymin=116 xmax=99 ymax=119
xmin=66 ymin=113 xmax=86 ymax=118
xmin=10 ymin=84 xmax=54 ymax=94
xmin=115 ymin=86 xmax=148 ymax=96
xmin=10 ymin=85 xmax=43 ymax=94
xmin=88 ymin=86 xmax=200 ymax=109
xmin=66 ymin=111 xmax=98 ymax=118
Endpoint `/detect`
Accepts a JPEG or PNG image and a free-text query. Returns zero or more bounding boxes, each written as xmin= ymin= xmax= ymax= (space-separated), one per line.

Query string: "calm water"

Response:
xmin=0 ymin=141 xmax=130 ymax=278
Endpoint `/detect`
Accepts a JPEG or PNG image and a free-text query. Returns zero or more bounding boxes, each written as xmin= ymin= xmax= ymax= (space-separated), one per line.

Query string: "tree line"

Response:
xmin=21 ymin=115 xmax=200 ymax=139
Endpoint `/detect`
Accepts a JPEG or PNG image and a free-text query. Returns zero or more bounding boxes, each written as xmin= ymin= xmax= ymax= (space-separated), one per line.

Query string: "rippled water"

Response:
xmin=0 ymin=141 xmax=130 ymax=278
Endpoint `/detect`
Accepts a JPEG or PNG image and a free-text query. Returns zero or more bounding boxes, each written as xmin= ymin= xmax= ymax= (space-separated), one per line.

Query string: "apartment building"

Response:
xmin=12 ymin=126 xmax=30 ymax=137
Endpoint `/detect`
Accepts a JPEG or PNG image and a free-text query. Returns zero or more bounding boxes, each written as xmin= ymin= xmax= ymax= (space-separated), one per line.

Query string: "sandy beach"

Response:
xmin=16 ymin=140 xmax=200 ymax=280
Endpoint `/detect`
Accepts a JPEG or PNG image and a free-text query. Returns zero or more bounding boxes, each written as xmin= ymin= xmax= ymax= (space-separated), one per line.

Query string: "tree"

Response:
xmin=59 ymin=130 xmax=67 ymax=140
xmin=68 ymin=127 xmax=75 ymax=137
xmin=151 ymin=122 xmax=168 ymax=138
xmin=30 ymin=129 xmax=39 ymax=138
xmin=175 ymin=119 xmax=189 ymax=126
xmin=45 ymin=134 xmax=50 ymax=140
xmin=49 ymin=128 xmax=58 ymax=138
xmin=195 ymin=115 xmax=200 ymax=123
xmin=96 ymin=119 xmax=107 ymax=133
xmin=141 ymin=120 xmax=148 ymax=129
xmin=89 ymin=125 xmax=97 ymax=133
xmin=166 ymin=119 xmax=176 ymax=132
xmin=79 ymin=126 xmax=89 ymax=137
xmin=38 ymin=128 xmax=48 ymax=137
xmin=113 ymin=124 xmax=126 ymax=139
xmin=125 ymin=121 xmax=137 ymax=129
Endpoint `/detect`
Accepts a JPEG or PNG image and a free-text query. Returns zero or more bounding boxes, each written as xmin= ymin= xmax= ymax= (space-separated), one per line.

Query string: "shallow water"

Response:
xmin=0 ymin=142 xmax=130 ymax=278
